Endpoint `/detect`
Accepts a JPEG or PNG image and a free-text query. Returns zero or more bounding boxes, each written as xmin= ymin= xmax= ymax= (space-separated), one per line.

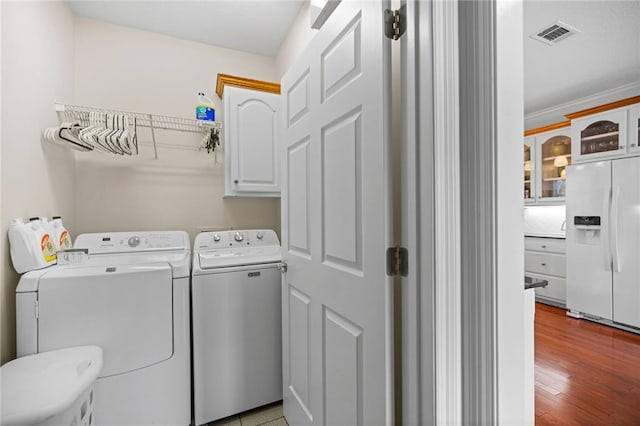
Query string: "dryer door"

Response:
xmin=37 ymin=264 xmax=173 ymax=377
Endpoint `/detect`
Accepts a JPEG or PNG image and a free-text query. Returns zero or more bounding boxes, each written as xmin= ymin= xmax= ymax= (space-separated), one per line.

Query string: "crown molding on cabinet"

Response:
xmin=525 ymin=81 xmax=640 ymax=124
xmin=524 ymin=120 xmax=571 ymax=137
xmin=564 ymin=95 xmax=640 ymax=120
xmin=215 ymin=73 xmax=281 ymax=98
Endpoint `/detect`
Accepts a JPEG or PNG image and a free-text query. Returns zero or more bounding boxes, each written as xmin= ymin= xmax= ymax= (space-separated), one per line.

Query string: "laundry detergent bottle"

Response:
xmin=195 ymin=92 xmax=216 ymax=121
xmin=8 ymin=219 xmax=36 ymax=273
xmin=30 ymin=217 xmax=57 ymax=266
xmin=50 ymin=216 xmax=72 ymax=250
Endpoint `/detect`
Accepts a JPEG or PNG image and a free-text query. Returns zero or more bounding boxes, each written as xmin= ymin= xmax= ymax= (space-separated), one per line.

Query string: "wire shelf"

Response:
xmin=51 ymin=102 xmax=221 ymax=160
xmin=55 ymin=103 xmax=221 ymax=132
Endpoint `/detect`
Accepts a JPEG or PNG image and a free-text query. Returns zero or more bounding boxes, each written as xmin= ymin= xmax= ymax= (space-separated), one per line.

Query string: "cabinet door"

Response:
xmin=224 ymin=86 xmax=280 ymax=196
xmin=628 ymin=105 xmax=640 ymax=155
xmin=524 ymin=137 xmax=535 ymax=203
xmin=536 ymin=129 xmax=571 ymax=202
xmin=571 ymin=109 xmax=627 ymax=163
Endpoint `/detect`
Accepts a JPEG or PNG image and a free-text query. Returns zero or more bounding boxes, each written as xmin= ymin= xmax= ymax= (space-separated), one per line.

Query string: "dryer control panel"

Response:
xmin=74 ymin=231 xmax=190 ymax=254
xmin=195 ymin=229 xmax=279 ymax=251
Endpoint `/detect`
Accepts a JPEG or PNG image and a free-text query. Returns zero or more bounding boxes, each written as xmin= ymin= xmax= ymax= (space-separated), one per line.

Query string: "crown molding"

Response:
xmin=525 ymin=81 xmax=640 ymax=122
xmin=215 ymin=73 xmax=281 ymax=98
xmin=524 ymin=120 xmax=570 ymax=137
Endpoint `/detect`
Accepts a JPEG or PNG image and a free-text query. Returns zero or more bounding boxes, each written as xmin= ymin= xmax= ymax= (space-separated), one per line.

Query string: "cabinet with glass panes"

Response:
xmin=570 ymin=109 xmax=626 ymax=163
xmin=524 ymin=137 xmax=535 ymax=203
xmin=523 ymin=127 xmax=571 ymax=203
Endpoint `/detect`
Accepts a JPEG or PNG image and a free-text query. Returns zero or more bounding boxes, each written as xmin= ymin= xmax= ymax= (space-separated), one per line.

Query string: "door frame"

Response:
xmin=404 ymin=0 xmax=528 ymax=424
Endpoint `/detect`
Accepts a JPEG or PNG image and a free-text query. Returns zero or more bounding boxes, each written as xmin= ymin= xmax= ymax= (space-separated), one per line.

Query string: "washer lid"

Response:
xmin=1 ymin=345 xmax=103 ymax=425
xmin=197 ymin=246 xmax=281 ymax=270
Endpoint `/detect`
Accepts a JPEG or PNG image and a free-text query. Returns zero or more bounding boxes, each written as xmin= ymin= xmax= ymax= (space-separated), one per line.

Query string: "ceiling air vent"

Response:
xmin=530 ymin=21 xmax=580 ymax=46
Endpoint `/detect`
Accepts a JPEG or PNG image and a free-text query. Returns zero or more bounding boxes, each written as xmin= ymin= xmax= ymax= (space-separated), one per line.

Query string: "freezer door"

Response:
xmin=612 ymin=157 xmax=640 ymax=328
xmin=566 ymin=161 xmax=613 ymax=319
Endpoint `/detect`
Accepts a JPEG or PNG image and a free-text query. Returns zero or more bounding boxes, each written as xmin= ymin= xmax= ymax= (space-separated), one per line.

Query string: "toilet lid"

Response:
xmin=1 ymin=346 xmax=103 ymax=425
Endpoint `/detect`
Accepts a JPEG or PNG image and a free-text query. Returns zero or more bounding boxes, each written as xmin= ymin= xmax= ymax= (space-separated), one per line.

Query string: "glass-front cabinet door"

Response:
xmin=524 ymin=137 xmax=535 ymax=203
xmin=536 ymin=130 xmax=571 ymax=202
xmin=571 ymin=109 xmax=627 ymax=163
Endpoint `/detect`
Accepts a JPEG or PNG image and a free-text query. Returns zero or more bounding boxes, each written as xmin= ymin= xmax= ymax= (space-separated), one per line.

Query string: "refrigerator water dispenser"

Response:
xmin=573 ymin=216 xmax=601 ymax=245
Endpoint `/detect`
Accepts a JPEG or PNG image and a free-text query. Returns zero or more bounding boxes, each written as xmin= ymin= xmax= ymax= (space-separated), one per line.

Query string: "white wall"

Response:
xmin=275 ymin=0 xmax=317 ymax=79
xmin=72 ymin=17 xmax=281 ymax=240
xmin=1 ymin=1 xmax=77 ymax=364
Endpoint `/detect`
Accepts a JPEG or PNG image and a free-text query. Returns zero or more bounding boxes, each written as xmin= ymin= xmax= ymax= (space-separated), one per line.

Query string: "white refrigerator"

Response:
xmin=566 ymin=157 xmax=640 ymax=329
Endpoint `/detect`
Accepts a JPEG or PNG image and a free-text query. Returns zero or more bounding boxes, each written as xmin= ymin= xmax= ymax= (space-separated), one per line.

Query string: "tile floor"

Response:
xmin=208 ymin=401 xmax=287 ymax=426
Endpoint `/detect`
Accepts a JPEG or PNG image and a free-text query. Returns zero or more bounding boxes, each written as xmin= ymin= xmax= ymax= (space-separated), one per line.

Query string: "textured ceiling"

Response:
xmin=68 ymin=1 xmax=639 ymax=113
xmin=67 ymin=0 xmax=304 ymax=57
xmin=524 ymin=1 xmax=640 ymax=114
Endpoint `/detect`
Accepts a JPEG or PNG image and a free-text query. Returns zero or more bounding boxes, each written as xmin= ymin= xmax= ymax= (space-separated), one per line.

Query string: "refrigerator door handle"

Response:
xmin=602 ymin=185 xmax=612 ymax=271
xmin=611 ymin=185 xmax=621 ymax=272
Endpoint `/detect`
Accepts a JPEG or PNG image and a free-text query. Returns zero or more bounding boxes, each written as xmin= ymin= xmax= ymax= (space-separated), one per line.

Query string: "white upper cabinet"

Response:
xmin=524 ymin=137 xmax=535 ymax=203
xmin=571 ymin=108 xmax=627 ymax=163
xmin=223 ymin=85 xmax=281 ymax=197
xmin=523 ymin=127 xmax=571 ymax=204
xmin=628 ymin=104 xmax=640 ymax=155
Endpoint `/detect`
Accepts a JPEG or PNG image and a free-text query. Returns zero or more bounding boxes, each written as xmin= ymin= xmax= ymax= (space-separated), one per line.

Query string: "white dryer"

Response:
xmin=192 ymin=229 xmax=282 ymax=425
xmin=16 ymin=231 xmax=191 ymax=426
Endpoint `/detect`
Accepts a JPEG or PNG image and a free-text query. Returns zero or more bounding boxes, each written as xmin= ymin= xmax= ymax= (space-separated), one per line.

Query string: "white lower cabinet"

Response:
xmin=223 ymin=86 xmax=281 ymax=197
xmin=525 ymin=237 xmax=566 ymax=307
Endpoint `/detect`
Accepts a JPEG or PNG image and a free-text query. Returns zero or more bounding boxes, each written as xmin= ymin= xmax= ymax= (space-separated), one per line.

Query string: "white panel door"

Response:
xmin=612 ymin=156 xmax=640 ymax=328
xmin=566 ymin=161 xmax=613 ymax=319
xmin=281 ymin=2 xmax=392 ymax=425
xmin=225 ymin=86 xmax=280 ymax=196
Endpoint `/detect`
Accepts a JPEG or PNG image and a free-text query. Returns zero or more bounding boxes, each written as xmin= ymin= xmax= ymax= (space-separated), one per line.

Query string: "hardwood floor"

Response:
xmin=535 ymin=303 xmax=640 ymax=425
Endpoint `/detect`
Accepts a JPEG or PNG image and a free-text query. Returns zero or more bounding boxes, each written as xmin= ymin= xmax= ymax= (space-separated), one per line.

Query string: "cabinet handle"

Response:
xmin=234 ymin=180 xmax=238 ymax=184
xmin=541 ymin=263 xmax=547 ymax=266
xmin=541 ymin=245 xmax=547 ymax=249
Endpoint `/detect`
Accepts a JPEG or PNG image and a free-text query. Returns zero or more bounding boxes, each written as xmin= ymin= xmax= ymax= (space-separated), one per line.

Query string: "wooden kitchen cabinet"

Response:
xmin=525 ymin=236 xmax=566 ymax=307
xmin=222 ymin=85 xmax=281 ymax=197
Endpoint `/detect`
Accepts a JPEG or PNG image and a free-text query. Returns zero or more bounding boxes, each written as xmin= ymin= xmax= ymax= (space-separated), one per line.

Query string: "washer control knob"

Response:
xmin=256 ymin=232 xmax=264 ymax=240
xmin=128 ymin=236 xmax=140 ymax=247
xmin=234 ymin=232 xmax=244 ymax=242
xmin=213 ymin=234 xmax=221 ymax=242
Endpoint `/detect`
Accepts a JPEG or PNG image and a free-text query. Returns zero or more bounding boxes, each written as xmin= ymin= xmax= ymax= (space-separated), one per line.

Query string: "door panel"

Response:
xmin=287 ymin=69 xmax=311 ymax=127
xmin=323 ymin=307 xmax=363 ymax=426
xmin=288 ymin=286 xmax=312 ymax=420
xmin=320 ymin=14 xmax=362 ymax=102
xmin=321 ymin=109 xmax=362 ymax=272
xmin=612 ymin=156 xmax=640 ymax=328
xmin=287 ymin=137 xmax=312 ymax=258
xmin=281 ymin=2 xmax=391 ymax=425
xmin=38 ymin=265 xmax=173 ymax=377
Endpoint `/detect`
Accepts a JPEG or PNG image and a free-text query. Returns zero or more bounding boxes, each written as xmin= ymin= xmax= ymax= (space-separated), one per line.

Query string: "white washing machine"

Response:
xmin=16 ymin=231 xmax=191 ymax=426
xmin=192 ymin=229 xmax=282 ymax=425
